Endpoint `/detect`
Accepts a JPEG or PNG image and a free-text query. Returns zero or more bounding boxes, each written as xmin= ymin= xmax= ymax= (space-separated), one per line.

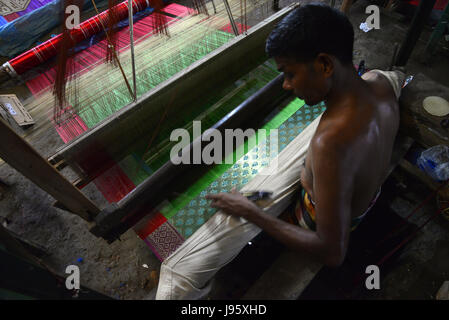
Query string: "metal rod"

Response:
xmin=244 ymin=0 xmax=247 ymax=33
xmin=223 ymin=0 xmax=239 ymax=36
xmin=128 ymin=0 xmax=137 ymax=100
xmin=395 ymin=0 xmax=437 ymax=66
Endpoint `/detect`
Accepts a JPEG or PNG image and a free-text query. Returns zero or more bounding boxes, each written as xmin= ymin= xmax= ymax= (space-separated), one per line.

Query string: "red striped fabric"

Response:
xmin=3 ymin=13 xmax=20 ymax=22
xmin=93 ymin=163 xmax=136 ymax=203
xmin=135 ymin=213 xmax=167 ymax=239
xmin=220 ymin=22 xmax=246 ymax=35
xmin=53 ymin=106 xmax=89 ymax=143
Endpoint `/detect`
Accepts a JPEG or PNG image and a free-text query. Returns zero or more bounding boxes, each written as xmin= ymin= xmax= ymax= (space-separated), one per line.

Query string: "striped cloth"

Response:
xmin=0 ymin=0 xmax=54 ymax=26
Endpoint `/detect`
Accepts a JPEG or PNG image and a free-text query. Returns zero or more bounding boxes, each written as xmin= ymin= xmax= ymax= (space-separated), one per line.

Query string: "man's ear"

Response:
xmin=314 ymin=53 xmax=334 ymax=78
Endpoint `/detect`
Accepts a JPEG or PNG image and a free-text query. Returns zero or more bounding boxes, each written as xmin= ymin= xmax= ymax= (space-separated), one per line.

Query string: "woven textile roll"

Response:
xmin=5 ymin=0 xmax=159 ymax=76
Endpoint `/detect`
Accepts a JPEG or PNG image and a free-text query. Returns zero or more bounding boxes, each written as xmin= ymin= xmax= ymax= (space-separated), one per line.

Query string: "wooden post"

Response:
xmin=341 ymin=0 xmax=353 ymax=14
xmin=0 ymin=117 xmax=100 ymax=221
xmin=0 ymin=223 xmax=45 ymax=267
xmin=395 ymin=0 xmax=437 ymax=66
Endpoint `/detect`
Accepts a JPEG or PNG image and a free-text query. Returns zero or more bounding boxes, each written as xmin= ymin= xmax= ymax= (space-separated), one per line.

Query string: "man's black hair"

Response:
xmin=266 ymin=3 xmax=354 ymax=65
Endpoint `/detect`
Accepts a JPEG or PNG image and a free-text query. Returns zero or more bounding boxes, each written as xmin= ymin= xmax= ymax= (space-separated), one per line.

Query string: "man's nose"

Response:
xmin=282 ymin=79 xmax=292 ymax=91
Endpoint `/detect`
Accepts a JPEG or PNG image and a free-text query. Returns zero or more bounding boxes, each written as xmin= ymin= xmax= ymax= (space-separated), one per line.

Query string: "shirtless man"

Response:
xmin=206 ymin=4 xmax=403 ymax=267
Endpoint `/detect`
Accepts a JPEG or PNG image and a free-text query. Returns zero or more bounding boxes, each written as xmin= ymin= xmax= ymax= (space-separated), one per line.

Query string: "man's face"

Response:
xmin=274 ymin=56 xmax=329 ymax=106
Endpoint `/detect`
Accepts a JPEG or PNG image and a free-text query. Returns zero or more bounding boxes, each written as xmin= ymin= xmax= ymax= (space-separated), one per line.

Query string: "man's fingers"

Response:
xmin=205 ymin=193 xmax=221 ymax=200
xmin=210 ymin=202 xmax=219 ymax=208
xmin=209 ymin=200 xmax=223 ymax=208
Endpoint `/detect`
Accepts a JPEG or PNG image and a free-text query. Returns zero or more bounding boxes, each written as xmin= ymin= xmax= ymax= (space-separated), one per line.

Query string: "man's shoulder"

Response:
xmin=363 ymin=69 xmax=405 ymax=100
xmin=310 ymin=123 xmax=352 ymax=157
xmin=316 ymin=108 xmax=360 ymax=142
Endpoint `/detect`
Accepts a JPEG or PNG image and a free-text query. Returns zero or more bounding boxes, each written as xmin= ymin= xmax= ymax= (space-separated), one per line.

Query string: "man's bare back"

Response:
xmin=300 ymin=70 xmax=400 ymax=221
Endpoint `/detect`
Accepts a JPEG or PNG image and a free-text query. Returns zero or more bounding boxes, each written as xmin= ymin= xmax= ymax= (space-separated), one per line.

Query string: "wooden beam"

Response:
xmin=0 ymin=221 xmax=49 ymax=259
xmin=398 ymin=158 xmax=449 ymax=200
xmin=395 ymin=0 xmax=437 ymax=66
xmin=0 ymin=224 xmax=45 ymax=267
xmin=0 ymin=117 xmax=100 ymax=221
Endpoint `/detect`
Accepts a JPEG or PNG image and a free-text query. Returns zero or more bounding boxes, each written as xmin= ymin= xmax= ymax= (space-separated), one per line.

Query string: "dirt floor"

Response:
xmin=1 ymin=0 xmax=449 ymax=300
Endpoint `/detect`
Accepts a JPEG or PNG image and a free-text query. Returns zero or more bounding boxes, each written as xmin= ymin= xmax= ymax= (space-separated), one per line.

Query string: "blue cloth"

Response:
xmin=0 ymin=0 xmax=107 ymax=57
xmin=0 ymin=0 xmax=169 ymax=58
xmin=0 ymin=16 xmax=8 ymax=27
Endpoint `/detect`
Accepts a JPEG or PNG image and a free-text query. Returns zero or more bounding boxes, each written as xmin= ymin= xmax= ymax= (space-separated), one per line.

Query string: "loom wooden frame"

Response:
xmin=49 ymin=4 xmax=298 ymax=175
xmin=0 ymin=117 xmax=100 ymax=222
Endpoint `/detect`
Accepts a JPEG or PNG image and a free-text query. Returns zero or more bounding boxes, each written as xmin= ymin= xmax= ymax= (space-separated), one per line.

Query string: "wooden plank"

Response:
xmin=399 ymin=158 xmax=439 ymax=190
xmin=52 ymin=159 xmax=67 ymax=172
xmin=50 ymin=4 xmax=298 ymax=178
xmin=0 ymin=220 xmax=49 ymax=258
xmin=398 ymin=158 xmax=449 ymax=200
xmin=243 ymin=250 xmax=322 ymax=300
xmin=0 ymin=224 xmax=44 ymax=267
xmin=0 ymin=117 xmax=100 ymax=221
xmin=395 ymin=0 xmax=437 ymax=66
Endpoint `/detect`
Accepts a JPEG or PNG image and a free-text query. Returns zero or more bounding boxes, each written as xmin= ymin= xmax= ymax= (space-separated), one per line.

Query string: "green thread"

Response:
xmin=75 ymin=30 xmax=235 ymax=128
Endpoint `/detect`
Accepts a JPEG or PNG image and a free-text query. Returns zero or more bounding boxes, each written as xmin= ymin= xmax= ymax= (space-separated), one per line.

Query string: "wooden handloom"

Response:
xmin=2 ymin=2 xmax=302 ymax=245
xmin=3 ymin=0 xmax=447 ymax=299
xmin=41 ymin=4 xmax=300 ymax=241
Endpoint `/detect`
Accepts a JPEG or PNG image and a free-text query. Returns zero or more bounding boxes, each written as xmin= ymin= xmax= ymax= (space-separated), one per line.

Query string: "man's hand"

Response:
xmin=205 ymin=188 xmax=261 ymax=219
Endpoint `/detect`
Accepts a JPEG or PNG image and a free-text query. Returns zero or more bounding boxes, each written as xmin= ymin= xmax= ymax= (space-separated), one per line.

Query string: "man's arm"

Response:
xmin=206 ymin=137 xmax=354 ymax=267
